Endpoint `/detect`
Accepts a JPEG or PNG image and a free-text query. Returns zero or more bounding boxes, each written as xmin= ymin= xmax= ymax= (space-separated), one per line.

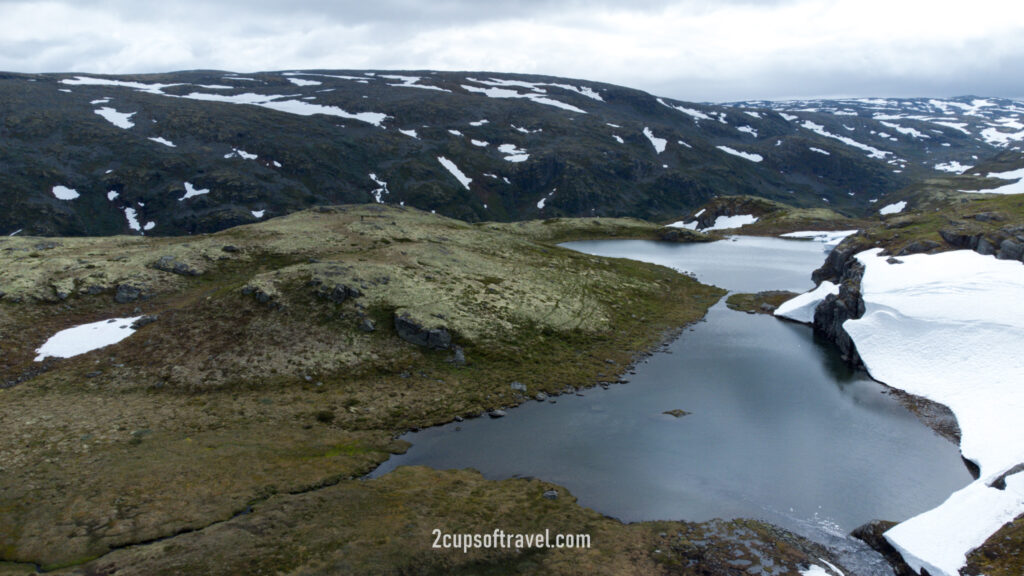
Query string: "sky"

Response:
xmin=1 ymin=0 xmax=1023 ymax=102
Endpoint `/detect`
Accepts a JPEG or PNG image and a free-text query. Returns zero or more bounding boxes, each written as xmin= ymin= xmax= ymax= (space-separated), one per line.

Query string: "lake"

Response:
xmin=370 ymin=236 xmax=972 ymax=563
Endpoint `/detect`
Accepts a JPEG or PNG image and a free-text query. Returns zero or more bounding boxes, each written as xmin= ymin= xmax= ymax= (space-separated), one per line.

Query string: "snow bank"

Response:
xmin=665 ymin=221 xmax=698 ymax=230
xmin=774 ymin=281 xmax=838 ymax=324
xmin=35 ymin=316 xmax=144 ymax=361
xmin=703 ymin=214 xmax=758 ymax=231
xmin=961 ymin=167 xmax=1024 ymax=195
xmin=780 ymin=230 xmax=858 ymax=248
xmin=841 ymin=249 xmax=1024 ymax=576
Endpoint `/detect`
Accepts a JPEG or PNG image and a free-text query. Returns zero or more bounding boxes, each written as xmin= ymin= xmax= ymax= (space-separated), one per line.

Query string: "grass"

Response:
xmin=0 ymin=205 xmax=733 ymax=570
xmin=725 ymin=291 xmax=799 ymax=315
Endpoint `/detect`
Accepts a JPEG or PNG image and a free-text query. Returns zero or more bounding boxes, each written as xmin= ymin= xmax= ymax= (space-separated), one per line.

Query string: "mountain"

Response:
xmin=1 ymin=69 xmax=1022 ymax=236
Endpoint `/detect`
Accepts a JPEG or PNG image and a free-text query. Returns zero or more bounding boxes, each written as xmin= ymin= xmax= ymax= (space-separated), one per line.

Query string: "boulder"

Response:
xmin=153 ymin=255 xmax=201 ymax=276
xmin=130 ymin=315 xmax=159 ymax=329
xmin=394 ymin=313 xmax=452 ymax=350
xmin=114 ymin=284 xmax=142 ymax=303
xmin=997 ymin=238 xmax=1023 ymax=261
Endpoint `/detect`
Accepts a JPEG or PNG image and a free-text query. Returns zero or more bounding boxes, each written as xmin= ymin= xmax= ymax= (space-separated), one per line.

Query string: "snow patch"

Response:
xmin=251 ymin=210 xmax=266 ymax=218
xmin=123 ymin=207 xmax=141 ymax=231
xmin=775 ymin=281 xmax=839 ymax=324
xmin=461 ymin=84 xmax=586 ymax=113
xmin=643 ymin=127 xmax=666 ymax=154
xmin=179 ymin=182 xmax=210 ymax=201
xmin=879 ymin=201 xmax=907 ymax=215
xmin=107 ymin=190 xmax=119 ymax=201
xmin=716 ymin=145 xmax=763 ymax=162
xmin=52 ymin=185 xmax=79 ymax=200
xmin=399 ymin=129 xmax=419 ymax=139
xmin=369 ymin=173 xmax=389 ymax=203
xmin=94 ymin=107 xmax=136 ymax=129
xmin=737 ymin=125 xmax=758 ymax=137
xmin=471 ymin=139 xmax=488 ymax=147
xmin=880 ymin=121 xmax=929 ymax=139
xmin=809 ymin=147 xmax=830 ymax=156
xmin=612 ymin=135 xmax=624 ymax=144
xmin=498 ymin=143 xmax=529 ymax=162
xmin=780 ymin=229 xmax=858 ymax=248
xmin=437 ymin=157 xmax=471 ymax=190
xmin=379 ymin=74 xmax=450 ymax=92
xmin=933 ymin=161 xmax=971 ymax=174
xmin=703 ymin=214 xmax=758 ymax=231
xmin=801 ymin=120 xmax=890 ymax=159
xmin=148 ymin=136 xmax=175 ymax=147
xmin=658 ymin=98 xmax=710 ymax=121
xmin=287 ymin=77 xmax=321 ymax=87
xmin=34 ymin=316 xmax=145 ymax=361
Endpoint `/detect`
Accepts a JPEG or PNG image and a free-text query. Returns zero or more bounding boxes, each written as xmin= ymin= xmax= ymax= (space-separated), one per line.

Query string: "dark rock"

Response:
xmin=851 ymin=520 xmax=917 ymax=576
xmin=977 ymin=237 xmax=996 ymax=255
xmin=812 ymin=252 xmax=865 ymax=366
xmin=886 ymin=257 xmax=903 ymax=264
xmin=663 ymin=409 xmax=691 ymax=418
xmin=114 ymin=284 xmax=142 ymax=303
xmin=939 ymin=228 xmax=980 ymax=250
xmin=221 ymin=245 xmax=239 ymax=253
xmin=896 ymin=239 xmax=940 ymax=256
xmin=989 ymin=464 xmax=1024 ymax=490
xmin=542 ymin=490 xmax=558 ymax=500
xmin=315 ymin=283 xmax=362 ymax=303
xmin=394 ymin=313 xmax=452 ymax=350
xmin=130 ymin=315 xmax=159 ymax=329
xmin=488 ymin=410 xmax=506 ymax=418
xmin=85 ymin=285 xmax=106 ymax=295
xmin=153 ymin=255 xmax=201 ymax=276
xmin=997 ymin=238 xmax=1023 ymax=261
xmin=358 ymin=318 xmax=376 ymax=332
xmin=85 ymin=371 xmax=102 ymax=378
xmin=972 ymin=212 xmax=1005 ymax=222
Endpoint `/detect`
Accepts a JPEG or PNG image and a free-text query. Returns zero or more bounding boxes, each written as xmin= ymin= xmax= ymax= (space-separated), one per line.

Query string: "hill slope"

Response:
xmin=2 ymin=69 xmax=1021 ymax=236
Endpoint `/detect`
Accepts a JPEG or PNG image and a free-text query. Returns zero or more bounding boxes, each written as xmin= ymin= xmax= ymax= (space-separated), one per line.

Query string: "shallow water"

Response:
xmin=370 ymin=236 xmax=972 ymax=554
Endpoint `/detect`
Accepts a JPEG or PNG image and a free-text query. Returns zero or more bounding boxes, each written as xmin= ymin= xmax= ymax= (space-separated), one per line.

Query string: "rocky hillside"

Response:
xmin=2 ymin=69 xmax=1021 ymax=236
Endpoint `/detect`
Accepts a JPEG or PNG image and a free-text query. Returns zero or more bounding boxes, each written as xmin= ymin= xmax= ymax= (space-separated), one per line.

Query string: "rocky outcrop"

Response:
xmin=393 ymin=313 xmax=452 ymax=350
xmin=810 ymin=239 xmax=867 ymax=365
xmin=153 ymin=255 xmax=202 ymax=276
xmin=938 ymin=224 xmax=1024 ymax=262
xmin=851 ymin=521 xmax=917 ymax=576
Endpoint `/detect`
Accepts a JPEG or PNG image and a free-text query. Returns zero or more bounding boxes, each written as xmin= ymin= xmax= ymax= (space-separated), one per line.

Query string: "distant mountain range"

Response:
xmin=1 ymin=69 xmax=1022 ymax=236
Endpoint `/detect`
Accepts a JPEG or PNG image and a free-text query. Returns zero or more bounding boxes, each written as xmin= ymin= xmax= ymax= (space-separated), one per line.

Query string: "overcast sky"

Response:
xmin=2 ymin=0 xmax=1022 ymax=102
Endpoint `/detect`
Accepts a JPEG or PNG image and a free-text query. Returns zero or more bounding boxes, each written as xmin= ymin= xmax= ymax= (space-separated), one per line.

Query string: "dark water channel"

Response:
xmin=370 ymin=237 xmax=972 ymax=570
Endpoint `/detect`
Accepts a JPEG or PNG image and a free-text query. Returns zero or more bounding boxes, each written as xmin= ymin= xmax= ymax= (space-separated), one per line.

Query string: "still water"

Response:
xmin=370 ymin=237 xmax=971 ymax=546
